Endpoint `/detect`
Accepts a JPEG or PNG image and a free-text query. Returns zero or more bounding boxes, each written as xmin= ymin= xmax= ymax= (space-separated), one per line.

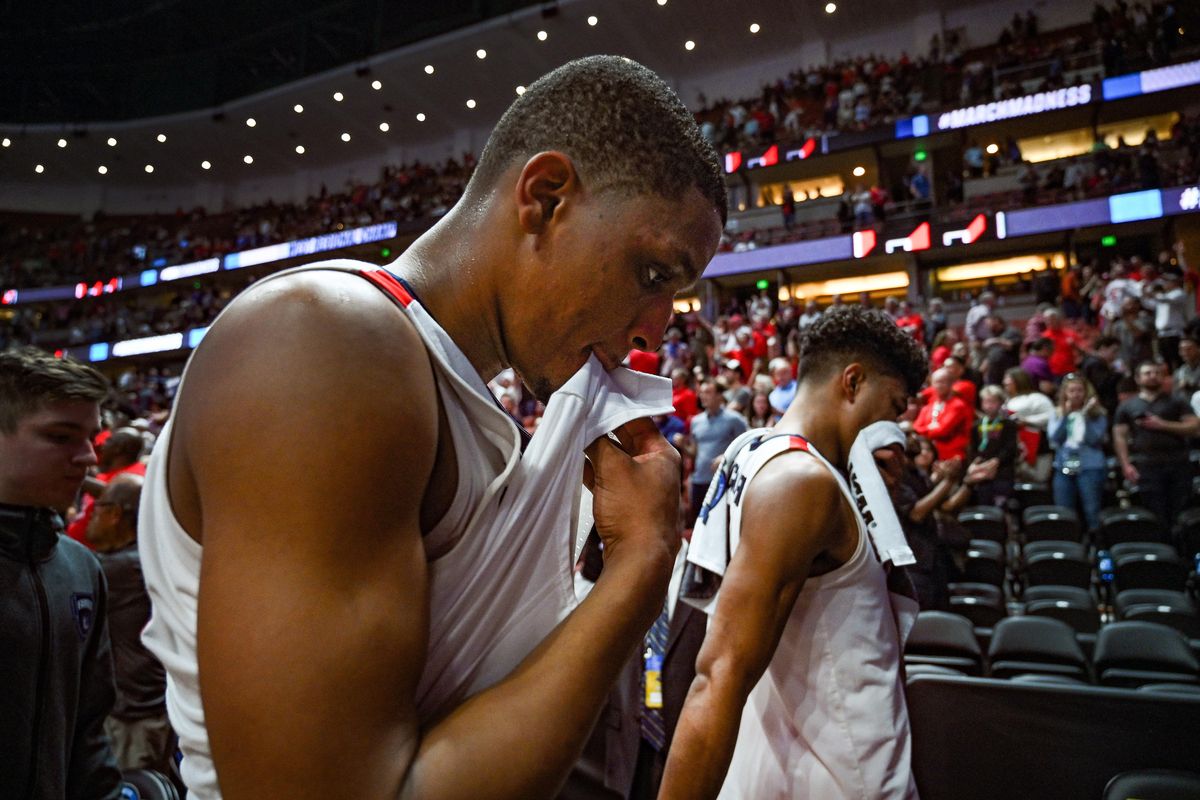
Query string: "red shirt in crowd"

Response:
xmin=626 ymin=349 xmax=660 ymax=375
xmin=1044 ymin=328 xmax=1079 ymax=376
xmin=672 ymin=386 xmax=700 ymax=432
xmin=913 ymin=394 xmax=973 ymax=462
xmin=920 ymin=380 xmax=977 ymax=410
xmin=65 ymin=461 xmax=148 ymax=549
xmin=895 ymin=313 xmax=925 ymax=343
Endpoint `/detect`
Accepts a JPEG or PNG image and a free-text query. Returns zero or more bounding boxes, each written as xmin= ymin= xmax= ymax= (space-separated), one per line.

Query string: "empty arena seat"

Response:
xmin=1098 ymin=507 xmax=1164 ymax=547
xmin=1093 ymin=621 xmax=1200 ymax=688
xmin=963 ymin=540 xmax=1005 ymax=587
xmin=1137 ymin=682 xmax=1200 ymax=697
xmin=1110 ymin=541 xmax=1179 ymax=560
xmin=1007 ymin=673 xmax=1089 ymax=687
xmin=1024 ymin=542 xmax=1091 ymax=589
xmin=957 ymin=506 xmax=1007 ymax=543
xmin=905 ymin=612 xmax=984 ymax=676
xmin=987 ymin=616 xmax=1090 ymax=682
xmin=1022 ymin=505 xmax=1082 ymax=542
xmin=120 ymin=770 xmax=180 ymax=800
xmin=1115 ymin=589 xmax=1200 ymax=639
xmin=1103 ymin=769 xmax=1200 ymax=800
xmin=1012 ymin=483 xmax=1053 ymax=511
xmin=1173 ymin=506 xmax=1200 ymax=557
xmin=1114 ymin=551 xmax=1189 ymax=592
xmin=949 ymin=593 xmax=1006 ymax=629
xmin=1024 ymin=595 xmax=1101 ymax=635
xmin=947 ymin=582 xmax=1004 ymax=605
xmin=1021 ymin=584 xmax=1095 ymax=605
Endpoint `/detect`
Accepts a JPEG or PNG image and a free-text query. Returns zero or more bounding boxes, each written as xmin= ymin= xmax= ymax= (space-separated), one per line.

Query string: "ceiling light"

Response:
xmin=416 ymin=112 xmax=426 ymax=122
xmin=34 ymin=164 xmax=44 ymax=174
xmin=424 ymin=64 xmax=435 ymax=75
xmin=516 ymin=85 xmax=526 ymax=95
xmin=476 ymin=48 xmax=487 ymax=59
xmin=1 ymin=138 xmax=9 ymax=147
xmin=243 ymin=155 xmax=253 ymax=164
xmin=466 ymin=99 xmax=476 ymax=109
xmin=825 ymin=2 xmax=836 ymax=12
xmin=246 ymin=117 xmax=256 ymax=127
xmin=379 ymin=122 xmax=390 ymax=132
xmin=587 ymin=15 xmax=598 ymax=25
xmin=201 ymin=160 xmax=211 ymax=170
xmin=333 ymin=91 xmax=344 ymax=102
xmin=371 ymin=79 xmax=382 ymax=90
xmin=145 ymin=164 xmax=155 ymax=173
xmin=295 ymin=145 xmax=305 ymax=154
xmin=106 ymin=137 xmax=117 ymax=146
xmin=852 ymin=166 xmax=866 ymax=177
xmin=98 ymin=166 xmax=108 ymax=175
xmin=685 ymin=39 xmax=695 ymax=50
xmin=294 ymin=104 xmax=304 ymax=113
xmin=156 ymin=133 xmax=166 ymax=142
xmin=57 ymin=138 xmax=67 ymax=148
xmin=986 ymin=143 xmax=999 ymax=154
xmin=341 ymin=132 xmax=351 ymax=142
xmin=750 ymin=22 xmax=761 ymax=33
xmin=537 ymin=30 xmax=548 ymax=41
xmin=658 ymin=0 xmax=667 ymax=5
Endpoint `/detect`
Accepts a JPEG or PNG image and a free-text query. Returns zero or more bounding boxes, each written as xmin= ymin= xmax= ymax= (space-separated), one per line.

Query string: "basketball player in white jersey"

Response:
xmin=145 ymin=57 xmax=725 ymax=798
xmin=659 ymin=306 xmax=930 ymax=799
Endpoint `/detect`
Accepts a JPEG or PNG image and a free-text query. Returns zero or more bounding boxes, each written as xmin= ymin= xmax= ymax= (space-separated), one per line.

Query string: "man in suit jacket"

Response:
xmin=560 ymin=543 xmax=706 ymax=800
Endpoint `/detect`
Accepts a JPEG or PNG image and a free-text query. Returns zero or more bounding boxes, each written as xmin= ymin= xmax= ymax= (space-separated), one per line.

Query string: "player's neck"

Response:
xmin=394 ymin=208 xmax=508 ymax=381
xmin=778 ymin=383 xmax=847 ymax=468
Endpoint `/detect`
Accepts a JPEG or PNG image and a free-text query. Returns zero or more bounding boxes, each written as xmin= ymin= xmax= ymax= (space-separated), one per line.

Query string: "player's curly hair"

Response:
xmin=797 ymin=305 xmax=929 ymax=395
xmin=470 ymin=55 xmax=727 ymax=223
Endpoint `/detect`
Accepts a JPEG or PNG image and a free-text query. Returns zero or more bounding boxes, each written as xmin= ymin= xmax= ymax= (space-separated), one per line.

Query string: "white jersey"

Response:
xmin=689 ymin=432 xmax=917 ymax=800
xmin=138 ymin=260 xmax=672 ymax=799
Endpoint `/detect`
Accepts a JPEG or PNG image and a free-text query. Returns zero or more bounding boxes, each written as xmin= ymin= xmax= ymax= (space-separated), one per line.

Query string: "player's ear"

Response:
xmin=842 ymin=363 xmax=866 ymax=402
xmin=515 ymin=151 xmax=577 ymax=234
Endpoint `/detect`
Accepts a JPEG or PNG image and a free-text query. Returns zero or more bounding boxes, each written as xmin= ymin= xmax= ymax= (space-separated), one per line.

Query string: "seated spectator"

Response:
xmin=895 ymin=301 xmax=925 ymax=344
xmin=744 ymin=391 xmax=778 ymax=429
xmin=980 ymin=314 xmax=1022 ymax=386
xmin=925 ymin=298 xmax=947 ymax=343
xmin=1003 ymin=367 xmax=1056 ymax=483
xmin=914 ymin=368 xmax=973 ymax=462
xmin=1174 ymin=335 xmax=1200 ymax=397
xmin=766 ymin=357 xmax=797 ymax=416
xmin=1020 ymin=337 xmax=1058 ymax=395
xmin=925 ymin=355 xmax=978 ymax=409
xmin=66 ymin=427 xmax=147 ymax=550
xmin=967 ymin=385 xmax=1018 ymax=509
xmin=929 ymin=329 xmax=958 ymax=370
xmin=1080 ymin=334 xmax=1124 ymax=417
xmin=964 ymin=291 xmax=997 ymax=346
xmin=1114 ymin=361 xmax=1200 ymax=530
xmin=797 ymin=299 xmax=822 ymax=329
xmin=1048 ymin=375 xmax=1108 ymax=533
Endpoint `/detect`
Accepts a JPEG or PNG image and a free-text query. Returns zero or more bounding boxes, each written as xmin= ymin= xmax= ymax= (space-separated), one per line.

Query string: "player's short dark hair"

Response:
xmin=470 ymin=55 xmax=727 ymax=223
xmin=0 ymin=347 xmax=109 ymax=433
xmin=797 ymin=306 xmax=928 ymax=395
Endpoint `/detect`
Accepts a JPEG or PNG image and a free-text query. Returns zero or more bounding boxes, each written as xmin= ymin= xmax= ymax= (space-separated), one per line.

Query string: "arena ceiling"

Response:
xmin=0 ymin=0 xmax=959 ymax=188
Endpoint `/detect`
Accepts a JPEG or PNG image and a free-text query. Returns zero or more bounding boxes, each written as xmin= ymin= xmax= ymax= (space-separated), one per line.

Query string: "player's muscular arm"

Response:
xmin=658 ymin=458 xmax=845 ymax=800
xmin=185 ymin=273 xmax=678 ymax=800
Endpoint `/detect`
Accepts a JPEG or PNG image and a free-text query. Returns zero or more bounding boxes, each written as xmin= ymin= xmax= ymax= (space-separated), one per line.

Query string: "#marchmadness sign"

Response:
xmin=936 ymin=84 xmax=1094 ymax=131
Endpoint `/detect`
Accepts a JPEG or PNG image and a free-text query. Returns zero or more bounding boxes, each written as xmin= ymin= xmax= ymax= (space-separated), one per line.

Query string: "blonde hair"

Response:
xmin=1057 ymin=374 xmax=1103 ymax=417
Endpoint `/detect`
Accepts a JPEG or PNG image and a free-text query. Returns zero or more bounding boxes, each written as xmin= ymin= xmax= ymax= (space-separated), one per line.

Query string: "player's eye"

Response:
xmin=644 ymin=264 xmax=670 ymax=288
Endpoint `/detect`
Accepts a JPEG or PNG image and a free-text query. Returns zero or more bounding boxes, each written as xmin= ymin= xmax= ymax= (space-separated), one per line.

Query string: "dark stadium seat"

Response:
xmin=947 ymin=582 xmax=1004 ymax=605
xmin=1115 ymin=589 xmax=1200 ymax=639
xmin=1110 ymin=541 xmax=1179 ymax=560
xmin=1137 ymin=682 xmax=1200 ymax=697
xmin=905 ymin=664 xmax=967 ymax=678
xmin=1098 ymin=507 xmax=1164 ymax=548
xmin=120 ymin=770 xmax=180 ymax=800
xmin=1113 ymin=551 xmax=1189 ymax=592
xmin=1020 ymin=584 xmax=1096 ymax=605
xmin=904 ymin=612 xmax=984 ymax=676
xmin=963 ymin=540 xmax=1005 ymax=587
xmin=1093 ymin=621 xmax=1200 ymax=688
xmin=1021 ymin=505 xmax=1082 ymax=542
xmin=948 ymin=593 xmax=1005 ymax=629
xmin=987 ymin=616 xmax=1090 ymax=682
xmin=1007 ymin=673 xmax=1088 ymax=687
xmin=1023 ymin=542 xmax=1091 ymax=589
xmin=1012 ymin=483 xmax=1052 ymax=512
xmin=1024 ymin=595 xmax=1101 ymax=635
xmin=1103 ymin=769 xmax=1200 ymax=800
xmin=1173 ymin=506 xmax=1200 ymax=557
xmin=957 ymin=506 xmax=1007 ymax=543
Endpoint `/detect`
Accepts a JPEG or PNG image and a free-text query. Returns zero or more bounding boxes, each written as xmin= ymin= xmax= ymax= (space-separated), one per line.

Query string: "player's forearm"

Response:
xmin=657 ymin=672 xmax=747 ymax=800
xmin=401 ymin=552 xmax=672 ymax=800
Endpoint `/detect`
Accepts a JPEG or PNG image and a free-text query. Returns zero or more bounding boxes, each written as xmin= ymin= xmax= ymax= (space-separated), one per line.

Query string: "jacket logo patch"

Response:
xmin=70 ymin=593 xmax=95 ymax=640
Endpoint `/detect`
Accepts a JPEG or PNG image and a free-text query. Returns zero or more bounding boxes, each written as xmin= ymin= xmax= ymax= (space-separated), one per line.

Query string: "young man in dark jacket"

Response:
xmin=0 ymin=346 xmax=123 ymax=800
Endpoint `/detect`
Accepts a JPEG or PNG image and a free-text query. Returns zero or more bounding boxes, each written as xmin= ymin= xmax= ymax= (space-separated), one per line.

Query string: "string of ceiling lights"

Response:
xmin=0 ymin=0 xmax=815 ymax=179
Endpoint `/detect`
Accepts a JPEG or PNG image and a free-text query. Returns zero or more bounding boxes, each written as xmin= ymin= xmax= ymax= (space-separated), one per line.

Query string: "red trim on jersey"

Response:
xmin=360 ymin=268 xmax=413 ymax=307
xmin=787 ymin=434 xmax=811 ymax=451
